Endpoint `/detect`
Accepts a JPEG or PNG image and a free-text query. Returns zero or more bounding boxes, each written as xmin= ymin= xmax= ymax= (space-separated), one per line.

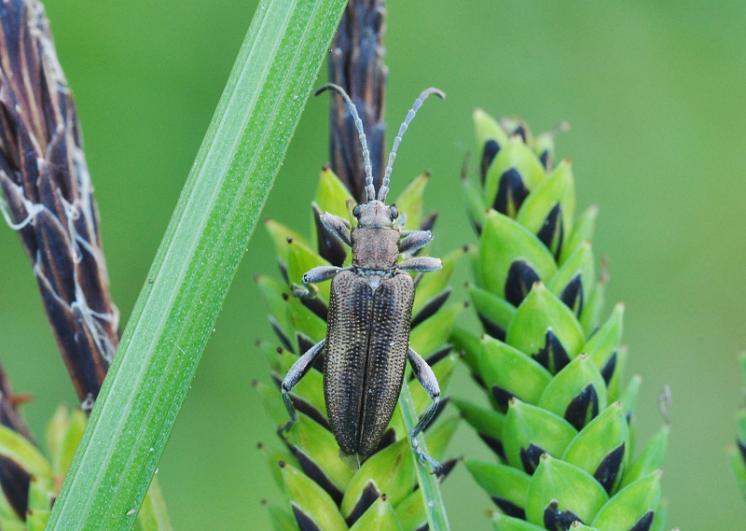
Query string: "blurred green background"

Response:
xmin=1 ymin=0 xmax=745 ymax=528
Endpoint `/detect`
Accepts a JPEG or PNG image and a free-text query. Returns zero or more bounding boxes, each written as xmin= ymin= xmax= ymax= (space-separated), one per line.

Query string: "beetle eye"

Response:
xmin=389 ymin=206 xmax=398 ymax=219
xmin=352 ymin=205 xmax=361 ymax=217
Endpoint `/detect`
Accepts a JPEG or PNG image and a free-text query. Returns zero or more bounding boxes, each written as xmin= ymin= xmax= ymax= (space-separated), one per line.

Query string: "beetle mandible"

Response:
xmin=279 ymin=83 xmax=445 ymax=473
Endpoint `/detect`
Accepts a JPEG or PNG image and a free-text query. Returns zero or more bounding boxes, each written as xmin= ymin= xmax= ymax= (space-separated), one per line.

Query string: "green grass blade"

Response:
xmin=47 ymin=1 xmax=346 ymax=528
xmin=399 ymin=384 xmax=451 ymax=531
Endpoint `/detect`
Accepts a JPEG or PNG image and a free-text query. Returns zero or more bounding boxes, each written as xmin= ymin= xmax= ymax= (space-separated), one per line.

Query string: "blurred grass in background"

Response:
xmin=1 ymin=0 xmax=745 ymax=528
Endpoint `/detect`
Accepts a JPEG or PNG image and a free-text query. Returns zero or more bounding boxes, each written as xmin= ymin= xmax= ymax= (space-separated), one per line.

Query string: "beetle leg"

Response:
xmin=279 ymin=339 xmax=326 ymax=434
xmin=398 ymin=256 xmax=442 ymax=273
xmin=302 ymin=265 xmax=344 ymax=284
xmin=398 ymin=230 xmax=432 ymax=255
xmin=407 ymin=347 xmax=443 ymax=475
xmin=319 ymin=210 xmax=352 ymax=246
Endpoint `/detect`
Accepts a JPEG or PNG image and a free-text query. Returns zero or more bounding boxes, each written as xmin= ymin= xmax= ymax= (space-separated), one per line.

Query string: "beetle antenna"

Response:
xmin=315 ymin=83 xmax=376 ymax=202
xmin=378 ymin=87 xmax=445 ymax=202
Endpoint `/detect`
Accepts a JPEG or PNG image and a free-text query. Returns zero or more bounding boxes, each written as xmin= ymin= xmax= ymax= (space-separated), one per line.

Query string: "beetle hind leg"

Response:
xmin=279 ymin=339 xmax=326 ymax=435
xmin=407 ymin=347 xmax=444 ymax=475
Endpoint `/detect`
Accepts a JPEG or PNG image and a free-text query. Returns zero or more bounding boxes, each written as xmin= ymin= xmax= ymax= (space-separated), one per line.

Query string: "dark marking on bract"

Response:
xmin=491 ymin=497 xmax=525 ymax=519
xmin=539 ymin=149 xmax=551 ymax=170
xmin=415 ymin=525 xmax=429 ymax=531
xmin=480 ymin=139 xmax=501 ymax=185
xmin=411 ymin=289 xmax=452 ymax=328
xmin=470 ymin=218 xmax=483 ymax=236
xmin=292 ymin=503 xmax=322 ymax=531
xmin=269 ymin=316 xmax=294 ymax=353
xmin=313 ymin=205 xmax=347 ymax=267
xmin=520 ymin=444 xmax=545 ymax=474
xmin=491 ymin=385 xmax=514 ymax=412
xmin=478 ymin=313 xmax=506 ymax=341
xmin=293 ymin=449 xmax=344 ymax=504
xmin=505 ymin=260 xmax=540 ymax=307
xmin=425 ymin=345 xmax=452 ymax=367
xmin=594 ymin=443 xmax=625 ymax=493
xmin=537 ymin=203 xmax=564 ymax=260
xmin=494 ymin=167 xmax=529 ymax=217
xmin=532 ymin=330 xmax=570 ymax=374
xmin=564 ymin=384 xmax=599 ymax=430
xmin=438 ymin=458 xmax=458 ymax=480
xmin=480 ymin=434 xmax=506 ymax=460
xmin=345 ymin=482 xmax=380 ymax=526
xmin=512 ymin=125 xmax=528 ymax=143
xmin=420 ymin=211 xmax=438 ymax=232
xmin=299 ymin=294 xmax=329 ymax=322
xmin=738 ymin=439 xmax=746 ymax=461
xmin=278 ymin=260 xmax=289 ymax=284
xmin=559 ymin=273 xmax=584 ymax=317
xmin=601 ymin=352 xmax=617 ymax=385
xmin=0 ymin=457 xmax=30 ymax=519
xmin=372 ymin=428 xmax=396 ymax=454
xmin=543 ymin=501 xmax=583 ymax=531
xmin=630 ymin=511 xmax=655 ymax=531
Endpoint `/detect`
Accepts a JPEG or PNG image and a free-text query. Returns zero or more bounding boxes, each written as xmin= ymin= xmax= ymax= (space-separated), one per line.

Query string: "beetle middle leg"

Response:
xmin=398 ymin=230 xmax=433 ymax=255
xmin=279 ymin=339 xmax=326 ymax=434
xmin=398 ymin=256 xmax=442 ymax=273
xmin=407 ymin=347 xmax=443 ymax=474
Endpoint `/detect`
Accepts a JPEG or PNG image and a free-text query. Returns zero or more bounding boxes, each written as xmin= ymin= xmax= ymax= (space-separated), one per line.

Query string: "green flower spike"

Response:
xmin=731 ymin=353 xmax=746 ymax=500
xmin=453 ymin=110 xmax=668 ymax=530
xmin=257 ymin=167 xmax=462 ymax=530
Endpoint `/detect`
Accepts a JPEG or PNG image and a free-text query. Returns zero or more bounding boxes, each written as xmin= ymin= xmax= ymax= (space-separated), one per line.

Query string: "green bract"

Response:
xmin=454 ymin=111 xmax=668 ymax=530
xmin=257 ymin=168 xmax=461 ymax=530
xmin=0 ymin=408 xmax=168 ymax=531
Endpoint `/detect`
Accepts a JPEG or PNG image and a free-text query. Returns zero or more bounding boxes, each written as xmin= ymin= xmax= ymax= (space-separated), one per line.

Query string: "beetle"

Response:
xmin=279 ymin=83 xmax=446 ymax=473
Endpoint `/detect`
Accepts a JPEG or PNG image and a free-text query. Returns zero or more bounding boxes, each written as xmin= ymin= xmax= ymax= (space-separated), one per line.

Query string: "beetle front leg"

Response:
xmin=398 ymin=256 xmax=442 ymax=273
xmin=302 ymin=265 xmax=344 ymax=284
xmin=318 ymin=209 xmax=352 ymax=246
xmin=407 ymin=347 xmax=443 ymax=475
xmin=398 ymin=230 xmax=432 ymax=255
xmin=279 ymin=339 xmax=326 ymax=434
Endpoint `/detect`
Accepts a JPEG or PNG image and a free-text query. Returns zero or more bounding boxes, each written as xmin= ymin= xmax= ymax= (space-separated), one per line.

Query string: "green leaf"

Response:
xmin=282 ymin=462 xmax=348 ymax=531
xmin=590 ymin=472 xmax=662 ymax=530
xmin=526 ymin=455 xmax=608 ymax=526
xmin=479 ymin=211 xmax=556 ymax=297
xmin=265 ymin=219 xmax=309 ymax=263
xmin=47 ymin=2 xmax=347 ymax=528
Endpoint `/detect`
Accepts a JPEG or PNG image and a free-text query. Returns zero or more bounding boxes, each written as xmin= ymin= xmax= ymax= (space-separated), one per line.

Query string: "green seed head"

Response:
xmin=456 ymin=111 xmax=668 ymax=529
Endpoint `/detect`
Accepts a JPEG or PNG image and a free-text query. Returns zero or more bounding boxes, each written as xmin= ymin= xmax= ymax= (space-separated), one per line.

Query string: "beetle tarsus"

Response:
xmin=279 ymin=339 xmax=326 ymax=433
xmin=407 ymin=347 xmax=443 ymax=474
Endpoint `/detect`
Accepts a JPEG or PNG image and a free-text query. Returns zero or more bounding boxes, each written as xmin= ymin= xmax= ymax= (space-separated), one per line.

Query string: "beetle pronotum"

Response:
xmin=279 ymin=83 xmax=446 ymax=473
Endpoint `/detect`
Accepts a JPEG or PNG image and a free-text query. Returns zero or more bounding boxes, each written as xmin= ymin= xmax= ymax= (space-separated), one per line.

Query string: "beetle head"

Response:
xmin=352 ymin=200 xmax=398 ymax=228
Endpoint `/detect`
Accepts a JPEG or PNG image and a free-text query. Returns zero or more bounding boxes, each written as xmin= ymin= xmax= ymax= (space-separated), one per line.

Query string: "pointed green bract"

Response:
xmin=257 ymin=168 xmax=461 ymax=529
xmin=455 ymin=112 xmax=668 ymax=527
xmin=732 ymin=353 xmax=746 ymax=500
